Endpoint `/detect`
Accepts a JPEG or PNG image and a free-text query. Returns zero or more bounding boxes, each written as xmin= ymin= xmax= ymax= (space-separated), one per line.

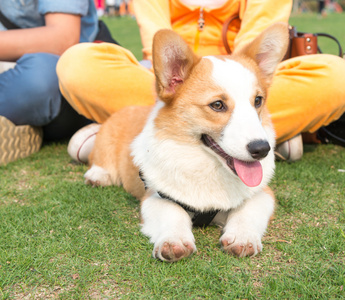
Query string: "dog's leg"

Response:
xmin=84 ymin=164 xmax=113 ymax=187
xmin=220 ymin=189 xmax=274 ymax=257
xmin=141 ymin=195 xmax=196 ymax=262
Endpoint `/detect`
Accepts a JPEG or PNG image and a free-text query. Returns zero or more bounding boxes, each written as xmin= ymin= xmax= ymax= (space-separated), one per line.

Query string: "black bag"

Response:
xmin=94 ymin=20 xmax=120 ymax=45
xmin=318 ymin=114 xmax=345 ymax=147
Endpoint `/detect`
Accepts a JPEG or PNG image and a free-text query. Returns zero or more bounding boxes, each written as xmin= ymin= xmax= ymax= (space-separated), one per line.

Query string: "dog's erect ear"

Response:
xmin=237 ymin=23 xmax=289 ymax=81
xmin=152 ymin=29 xmax=199 ymax=102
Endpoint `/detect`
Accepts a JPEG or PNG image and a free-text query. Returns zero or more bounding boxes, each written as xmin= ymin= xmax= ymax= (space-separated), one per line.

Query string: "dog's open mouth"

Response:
xmin=201 ymin=134 xmax=263 ymax=187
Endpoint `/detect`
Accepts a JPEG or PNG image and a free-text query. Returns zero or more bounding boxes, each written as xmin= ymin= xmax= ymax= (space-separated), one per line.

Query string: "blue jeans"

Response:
xmin=0 ymin=53 xmax=90 ymax=140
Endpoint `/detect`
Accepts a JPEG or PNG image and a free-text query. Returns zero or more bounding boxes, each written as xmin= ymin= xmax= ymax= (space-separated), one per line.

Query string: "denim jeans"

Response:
xmin=0 ymin=53 xmax=91 ymax=140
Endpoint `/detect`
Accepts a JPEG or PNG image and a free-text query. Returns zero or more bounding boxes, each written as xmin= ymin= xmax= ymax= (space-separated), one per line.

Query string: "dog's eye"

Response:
xmin=254 ymin=96 xmax=263 ymax=108
xmin=209 ymin=100 xmax=227 ymax=112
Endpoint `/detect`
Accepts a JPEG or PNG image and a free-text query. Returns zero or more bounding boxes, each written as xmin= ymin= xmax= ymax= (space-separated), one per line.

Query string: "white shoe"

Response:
xmin=67 ymin=123 xmax=101 ymax=164
xmin=275 ymin=134 xmax=303 ymax=162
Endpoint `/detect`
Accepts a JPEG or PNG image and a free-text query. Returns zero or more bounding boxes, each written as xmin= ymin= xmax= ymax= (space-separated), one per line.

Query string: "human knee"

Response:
xmin=57 ymin=43 xmax=95 ymax=91
xmin=313 ymin=55 xmax=345 ymax=110
xmin=323 ymin=54 xmax=345 ymax=90
xmin=17 ymin=53 xmax=60 ymax=98
xmin=303 ymin=54 xmax=345 ymax=85
xmin=0 ymin=53 xmax=62 ymax=125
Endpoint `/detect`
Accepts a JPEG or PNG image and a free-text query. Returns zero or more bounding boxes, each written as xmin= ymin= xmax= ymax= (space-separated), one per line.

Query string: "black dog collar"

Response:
xmin=139 ymin=171 xmax=219 ymax=227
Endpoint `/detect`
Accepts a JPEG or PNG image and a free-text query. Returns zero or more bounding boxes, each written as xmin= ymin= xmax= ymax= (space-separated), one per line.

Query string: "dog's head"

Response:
xmin=152 ymin=24 xmax=289 ymax=187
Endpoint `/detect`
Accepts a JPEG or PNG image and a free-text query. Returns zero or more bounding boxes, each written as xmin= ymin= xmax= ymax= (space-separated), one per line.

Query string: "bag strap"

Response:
xmin=317 ymin=126 xmax=345 ymax=147
xmin=222 ymin=15 xmax=239 ymax=54
xmin=0 ymin=10 xmax=20 ymax=30
xmin=315 ymin=32 xmax=343 ymax=57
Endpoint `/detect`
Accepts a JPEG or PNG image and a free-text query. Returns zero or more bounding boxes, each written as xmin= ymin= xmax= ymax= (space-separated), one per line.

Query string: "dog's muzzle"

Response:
xmin=201 ymin=134 xmax=264 ymax=187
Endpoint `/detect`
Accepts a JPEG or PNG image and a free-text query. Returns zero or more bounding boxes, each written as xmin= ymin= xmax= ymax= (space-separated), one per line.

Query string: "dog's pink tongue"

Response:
xmin=233 ymin=159 xmax=263 ymax=187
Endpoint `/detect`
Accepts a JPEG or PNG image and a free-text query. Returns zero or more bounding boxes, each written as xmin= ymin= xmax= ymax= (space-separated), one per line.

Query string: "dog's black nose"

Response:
xmin=247 ymin=140 xmax=271 ymax=159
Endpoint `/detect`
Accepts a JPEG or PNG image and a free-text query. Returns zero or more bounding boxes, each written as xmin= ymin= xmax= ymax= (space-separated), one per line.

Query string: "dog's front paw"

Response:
xmin=84 ymin=165 xmax=112 ymax=187
xmin=220 ymin=231 xmax=262 ymax=257
xmin=153 ymin=238 xmax=196 ymax=262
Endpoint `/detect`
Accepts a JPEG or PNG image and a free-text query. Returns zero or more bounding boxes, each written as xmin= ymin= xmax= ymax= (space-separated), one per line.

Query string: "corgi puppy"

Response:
xmin=84 ymin=23 xmax=289 ymax=262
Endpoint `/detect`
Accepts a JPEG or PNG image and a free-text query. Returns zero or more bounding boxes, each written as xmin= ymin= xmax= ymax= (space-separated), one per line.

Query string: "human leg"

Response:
xmin=268 ymin=54 xmax=345 ymax=144
xmin=0 ymin=53 xmax=93 ymax=141
xmin=57 ymin=42 xmax=155 ymax=124
xmin=0 ymin=59 xmax=43 ymax=165
xmin=0 ymin=53 xmax=62 ymax=126
xmin=0 ymin=53 xmax=93 ymax=165
xmin=42 ymin=98 xmax=92 ymax=141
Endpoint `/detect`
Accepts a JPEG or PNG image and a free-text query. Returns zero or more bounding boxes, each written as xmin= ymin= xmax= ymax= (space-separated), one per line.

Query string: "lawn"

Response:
xmin=0 ymin=13 xmax=344 ymax=299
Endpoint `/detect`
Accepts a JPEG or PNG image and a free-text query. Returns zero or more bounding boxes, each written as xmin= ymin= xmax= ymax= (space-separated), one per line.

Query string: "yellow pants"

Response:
xmin=57 ymin=42 xmax=345 ymax=144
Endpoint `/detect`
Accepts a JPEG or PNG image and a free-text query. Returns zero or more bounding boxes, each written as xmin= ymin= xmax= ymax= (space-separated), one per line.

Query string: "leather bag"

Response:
xmin=284 ymin=26 xmax=343 ymax=60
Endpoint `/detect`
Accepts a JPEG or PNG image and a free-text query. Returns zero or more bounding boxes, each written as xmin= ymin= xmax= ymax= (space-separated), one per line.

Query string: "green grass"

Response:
xmin=1 ymin=13 xmax=345 ymax=299
xmin=100 ymin=16 xmax=143 ymax=60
